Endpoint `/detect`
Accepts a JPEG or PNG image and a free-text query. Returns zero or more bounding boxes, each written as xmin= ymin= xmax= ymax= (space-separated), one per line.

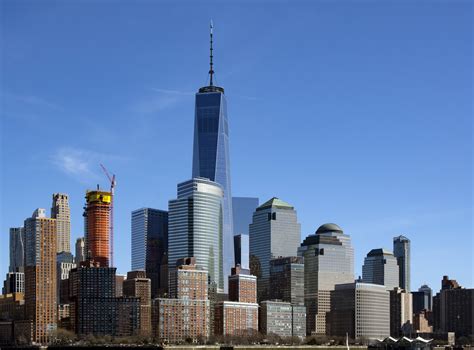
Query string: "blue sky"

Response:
xmin=1 ymin=0 xmax=472 ymax=291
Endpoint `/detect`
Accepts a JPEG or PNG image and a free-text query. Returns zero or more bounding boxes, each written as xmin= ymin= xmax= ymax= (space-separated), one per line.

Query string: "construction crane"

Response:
xmin=100 ymin=163 xmax=116 ymax=267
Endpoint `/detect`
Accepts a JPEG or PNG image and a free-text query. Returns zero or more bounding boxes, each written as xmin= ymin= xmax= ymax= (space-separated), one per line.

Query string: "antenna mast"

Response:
xmin=209 ymin=20 xmax=214 ymax=86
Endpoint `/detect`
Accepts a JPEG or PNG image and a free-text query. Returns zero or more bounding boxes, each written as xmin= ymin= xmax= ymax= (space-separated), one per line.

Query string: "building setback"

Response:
xmin=51 ymin=193 xmax=71 ymax=253
xmin=362 ymin=248 xmax=399 ymax=290
xmin=328 ymin=282 xmax=390 ymax=340
xmin=24 ymin=209 xmax=57 ymax=344
xmin=153 ymin=258 xmax=210 ymax=342
xmin=123 ymin=270 xmax=152 ymax=336
xmin=393 ymin=235 xmax=410 ymax=292
xmin=249 ymin=197 xmax=301 ymax=302
xmin=298 ymin=223 xmax=354 ymax=335
xmin=131 ymin=208 xmax=168 ymax=297
xmin=84 ymin=190 xmax=112 ymax=267
xmin=389 ymin=287 xmax=413 ymax=337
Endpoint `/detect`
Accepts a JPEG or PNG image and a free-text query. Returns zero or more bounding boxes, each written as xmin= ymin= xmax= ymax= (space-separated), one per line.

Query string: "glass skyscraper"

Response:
xmin=192 ymin=25 xmax=234 ymax=291
xmin=362 ymin=248 xmax=399 ymax=290
xmin=131 ymin=208 xmax=168 ymax=297
xmin=232 ymin=197 xmax=259 ymax=235
xmin=168 ymin=177 xmax=224 ymax=292
xmin=393 ymin=235 xmax=411 ymax=291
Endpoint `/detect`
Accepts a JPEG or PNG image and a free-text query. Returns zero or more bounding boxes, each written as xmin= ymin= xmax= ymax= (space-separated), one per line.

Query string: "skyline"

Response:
xmin=1 ymin=0 xmax=472 ymax=293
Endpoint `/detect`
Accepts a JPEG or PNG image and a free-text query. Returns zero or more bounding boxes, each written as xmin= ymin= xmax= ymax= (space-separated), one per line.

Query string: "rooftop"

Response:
xmin=256 ymin=197 xmax=294 ymax=211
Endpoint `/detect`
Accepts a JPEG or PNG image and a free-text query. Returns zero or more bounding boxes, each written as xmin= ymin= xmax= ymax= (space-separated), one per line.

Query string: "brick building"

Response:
xmin=123 ymin=270 xmax=152 ymax=336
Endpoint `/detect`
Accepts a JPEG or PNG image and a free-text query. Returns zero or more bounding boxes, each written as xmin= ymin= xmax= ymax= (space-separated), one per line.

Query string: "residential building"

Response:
xmin=168 ymin=178 xmax=224 ymax=292
xmin=153 ymin=257 xmax=210 ymax=342
xmin=0 ymin=293 xmax=25 ymax=321
xmin=269 ymin=256 xmax=304 ymax=305
xmin=84 ymin=190 xmax=112 ymax=267
xmin=51 ymin=193 xmax=71 ymax=253
xmin=75 ymin=237 xmax=85 ymax=265
xmin=115 ymin=274 xmax=126 ymax=297
xmin=56 ymin=252 xmax=75 ymax=304
xmin=249 ymin=197 xmax=301 ymax=301
xmin=390 ymin=287 xmax=413 ymax=337
xmin=362 ymin=248 xmax=399 ymax=290
xmin=24 ymin=209 xmax=57 ymax=344
xmin=298 ymin=223 xmax=354 ymax=335
xmin=328 ymin=282 xmax=390 ymax=340
xmin=412 ymin=284 xmax=433 ymax=314
xmin=2 ymin=272 xmax=24 ymax=294
xmin=234 ymin=234 xmax=249 ymax=270
xmin=131 ymin=208 xmax=168 ymax=297
xmin=228 ymin=265 xmax=257 ymax=303
xmin=9 ymin=227 xmax=24 ymax=273
xmin=123 ymin=270 xmax=152 ymax=336
xmin=393 ymin=235 xmax=410 ymax=291
xmin=413 ymin=310 xmax=433 ymax=333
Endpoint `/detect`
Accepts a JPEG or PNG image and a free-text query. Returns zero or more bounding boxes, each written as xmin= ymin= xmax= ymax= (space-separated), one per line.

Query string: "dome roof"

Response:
xmin=316 ymin=223 xmax=343 ymax=234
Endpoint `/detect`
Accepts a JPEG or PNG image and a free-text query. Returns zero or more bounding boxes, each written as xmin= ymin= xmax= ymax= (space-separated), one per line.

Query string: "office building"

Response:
xmin=2 ymin=273 xmax=24 ymax=295
xmin=390 ymin=287 xmax=413 ymax=337
xmin=298 ymin=223 xmax=354 ymax=335
xmin=192 ymin=26 xmax=234 ymax=292
xmin=24 ymin=209 xmax=57 ymax=344
xmin=249 ymin=197 xmax=301 ymax=301
xmin=75 ymin=237 xmax=85 ymax=265
xmin=84 ymin=190 xmax=112 ymax=267
xmin=232 ymin=197 xmax=259 ymax=236
xmin=234 ymin=234 xmax=249 ymax=270
xmin=153 ymin=258 xmax=210 ymax=342
xmin=0 ymin=293 xmax=25 ymax=321
xmin=433 ymin=276 xmax=473 ymax=337
xmin=123 ymin=270 xmax=152 ymax=336
xmin=56 ymin=252 xmax=75 ymax=304
xmin=9 ymin=227 xmax=24 ymax=273
xmin=362 ymin=248 xmax=399 ymax=290
xmin=168 ymin=178 xmax=224 ymax=292
xmin=328 ymin=282 xmax=390 ymax=340
xmin=393 ymin=235 xmax=410 ymax=291
xmin=131 ymin=208 xmax=168 ymax=297
xmin=259 ymin=300 xmax=305 ymax=338
xmin=269 ymin=256 xmax=304 ymax=305
xmin=51 ymin=193 xmax=71 ymax=253
xmin=412 ymin=284 xmax=433 ymax=314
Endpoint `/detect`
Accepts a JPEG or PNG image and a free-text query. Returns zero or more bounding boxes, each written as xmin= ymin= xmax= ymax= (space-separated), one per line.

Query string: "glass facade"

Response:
xmin=362 ymin=248 xmax=399 ymax=290
xmin=192 ymin=89 xmax=233 ymax=291
xmin=393 ymin=235 xmax=411 ymax=291
xmin=232 ymin=197 xmax=259 ymax=235
xmin=168 ymin=178 xmax=224 ymax=292
xmin=131 ymin=208 xmax=168 ymax=297
xmin=9 ymin=227 xmax=24 ymax=272
xmin=233 ymin=234 xmax=249 ymax=269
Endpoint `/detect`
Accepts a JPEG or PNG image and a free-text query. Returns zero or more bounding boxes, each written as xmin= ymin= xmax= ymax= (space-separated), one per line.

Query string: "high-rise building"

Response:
xmin=298 ymin=223 xmax=354 ymax=335
xmin=259 ymin=301 xmax=306 ymax=338
xmin=233 ymin=234 xmax=249 ymax=270
xmin=389 ymin=287 xmax=413 ymax=337
xmin=75 ymin=237 xmax=85 ymax=265
xmin=168 ymin=178 xmax=224 ymax=292
xmin=328 ymin=282 xmax=390 ymax=340
xmin=192 ymin=25 xmax=234 ymax=292
xmin=249 ymin=197 xmax=301 ymax=301
xmin=56 ymin=252 xmax=75 ymax=304
xmin=215 ymin=266 xmax=258 ymax=336
xmin=433 ymin=276 xmax=473 ymax=337
xmin=84 ymin=190 xmax=112 ymax=267
xmin=232 ymin=197 xmax=259 ymax=236
xmin=2 ymin=272 xmax=24 ymax=294
xmin=123 ymin=270 xmax=152 ymax=336
xmin=393 ymin=235 xmax=410 ymax=291
xmin=269 ymin=256 xmax=304 ymax=305
xmin=9 ymin=227 xmax=24 ymax=273
xmin=153 ymin=257 xmax=210 ymax=342
xmin=362 ymin=248 xmax=399 ymax=290
xmin=24 ymin=209 xmax=57 ymax=344
xmin=0 ymin=292 xmax=26 ymax=321
xmin=131 ymin=208 xmax=168 ymax=297
xmin=51 ymin=193 xmax=71 ymax=253
xmin=115 ymin=274 xmax=126 ymax=297
xmin=413 ymin=310 xmax=433 ymax=333
xmin=412 ymin=284 xmax=433 ymax=314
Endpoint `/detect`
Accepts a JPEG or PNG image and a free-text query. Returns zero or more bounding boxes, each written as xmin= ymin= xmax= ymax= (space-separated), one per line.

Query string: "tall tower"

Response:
xmin=9 ymin=227 xmax=25 ymax=272
xmin=51 ymin=193 xmax=71 ymax=253
xmin=84 ymin=190 xmax=112 ymax=267
xmin=393 ymin=235 xmax=410 ymax=291
xmin=24 ymin=208 xmax=57 ymax=343
xmin=192 ymin=22 xmax=234 ymax=291
xmin=362 ymin=248 xmax=399 ymax=290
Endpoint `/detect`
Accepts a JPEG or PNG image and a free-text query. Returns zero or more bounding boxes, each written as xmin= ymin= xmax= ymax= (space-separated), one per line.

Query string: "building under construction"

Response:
xmin=84 ymin=190 xmax=112 ymax=267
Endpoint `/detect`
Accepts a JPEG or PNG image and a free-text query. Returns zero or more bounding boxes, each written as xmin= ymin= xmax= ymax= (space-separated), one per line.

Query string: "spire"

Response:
xmin=209 ymin=20 xmax=214 ymax=86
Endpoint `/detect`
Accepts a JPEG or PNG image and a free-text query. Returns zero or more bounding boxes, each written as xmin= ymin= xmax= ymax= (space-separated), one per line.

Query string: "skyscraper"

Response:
xmin=24 ymin=208 xmax=57 ymax=344
xmin=362 ymin=248 xmax=399 ymax=290
xmin=192 ymin=24 xmax=233 ymax=291
xmin=51 ymin=193 xmax=71 ymax=253
xmin=412 ymin=284 xmax=433 ymax=313
xmin=9 ymin=227 xmax=24 ymax=272
xmin=389 ymin=287 xmax=413 ymax=337
xmin=168 ymin=178 xmax=224 ymax=292
xmin=298 ymin=223 xmax=354 ymax=335
xmin=269 ymin=256 xmax=305 ymax=305
xmin=393 ymin=235 xmax=410 ymax=291
xmin=84 ymin=190 xmax=112 ymax=267
xmin=249 ymin=197 xmax=301 ymax=301
xmin=75 ymin=237 xmax=85 ymax=265
xmin=123 ymin=270 xmax=152 ymax=336
xmin=232 ymin=197 xmax=259 ymax=236
xmin=233 ymin=234 xmax=249 ymax=269
xmin=131 ymin=208 xmax=168 ymax=297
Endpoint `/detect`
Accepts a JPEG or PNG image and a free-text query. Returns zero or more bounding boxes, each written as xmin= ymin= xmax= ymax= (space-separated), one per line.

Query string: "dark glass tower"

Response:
xmin=192 ymin=22 xmax=234 ymax=291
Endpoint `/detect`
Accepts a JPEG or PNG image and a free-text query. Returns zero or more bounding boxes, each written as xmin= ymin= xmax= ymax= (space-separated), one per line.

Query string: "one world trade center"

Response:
xmin=192 ymin=22 xmax=234 ymax=292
